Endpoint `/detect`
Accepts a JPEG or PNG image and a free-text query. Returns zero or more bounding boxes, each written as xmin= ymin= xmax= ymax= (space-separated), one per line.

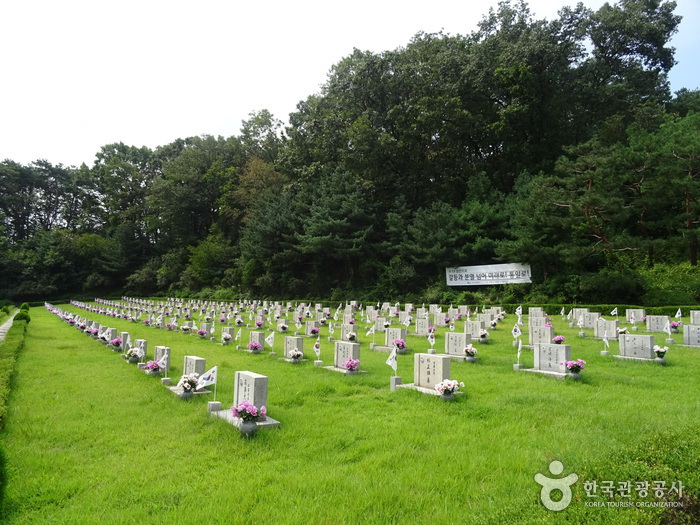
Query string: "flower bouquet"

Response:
xmin=255 ymin=320 xmax=264 ymax=328
xmin=435 ymin=379 xmax=464 ymax=397
xmin=653 ymin=345 xmax=668 ymax=358
xmin=236 ymin=319 xmax=244 ymax=326
xmin=428 ymin=326 xmax=436 ymax=334
xmin=279 ymin=323 xmax=288 ymax=332
xmin=393 ymin=339 xmax=407 ymax=352
xmin=197 ymin=329 xmax=209 ymax=338
xmin=181 ymin=325 xmax=192 ymax=334
xmin=479 ymin=329 xmax=489 ymax=339
xmin=309 ymin=327 xmax=320 ymax=336
xmin=230 ymin=400 xmax=266 ymax=422
xmin=552 ymin=335 xmax=566 ymax=344
xmin=247 ymin=341 xmax=262 ymax=353
xmin=347 ymin=331 xmax=357 ymax=341
xmin=561 ymin=359 xmax=586 ymax=374
xmin=109 ymin=337 xmax=122 ymax=350
xmin=125 ymin=347 xmax=141 ymax=363
xmin=617 ymin=327 xmax=628 ymax=335
xmin=463 ymin=344 xmax=477 ymax=358
xmin=222 ymin=332 xmax=232 ymax=345
xmin=177 ymin=373 xmax=199 ymax=396
xmin=140 ymin=360 xmax=162 ymax=374
xmin=288 ymin=348 xmax=303 ymax=361
xmin=166 ymin=323 xmax=174 ymax=331
xmin=342 ymin=357 xmax=360 ymax=373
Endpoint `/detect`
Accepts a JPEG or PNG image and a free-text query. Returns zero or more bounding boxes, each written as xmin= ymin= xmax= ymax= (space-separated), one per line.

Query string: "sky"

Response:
xmin=1 ymin=0 xmax=698 ymax=168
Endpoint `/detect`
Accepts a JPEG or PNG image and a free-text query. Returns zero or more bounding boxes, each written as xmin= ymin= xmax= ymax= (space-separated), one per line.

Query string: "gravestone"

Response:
xmin=690 ymin=311 xmax=700 ymax=325
xmin=682 ymin=325 xmax=700 ymax=347
xmin=333 ymin=341 xmax=360 ymax=369
xmin=413 ymin=353 xmax=451 ymax=391
xmin=528 ymin=307 xmax=544 ymax=317
xmin=626 ymin=309 xmax=646 ymax=323
xmin=414 ymin=318 xmax=429 ymax=336
xmin=154 ymin=346 xmax=171 ymax=374
xmin=134 ymin=339 xmax=147 ymax=361
xmin=445 ymin=332 xmax=470 ymax=357
xmin=646 ymin=315 xmax=670 ymax=333
xmin=594 ymin=319 xmax=619 ymax=340
xmin=528 ymin=316 xmax=547 ymax=329
xmin=249 ymin=331 xmax=266 ymax=347
xmin=583 ymin=312 xmax=601 ymax=329
xmin=477 ymin=313 xmax=493 ymax=325
xmin=284 ymin=336 xmax=304 ymax=359
xmin=532 ymin=343 xmax=571 ymax=374
xmin=434 ymin=314 xmax=448 ymax=327
xmin=385 ymin=327 xmax=407 ymax=347
xmin=529 ymin=326 xmax=555 ymax=347
xmin=341 ymin=324 xmax=358 ymax=342
xmin=221 ymin=326 xmax=233 ymax=338
xmin=374 ymin=317 xmax=388 ymax=332
xmin=305 ymin=321 xmax=319 ymax=337
xmin=617 ymin=334 xmax=655 ymax=360
xmin=183 ymin=355 xmax=206 ymax=375
xmin=465 ymin=320 xmax=485 ymax=339
xmin=233 ymin=371 xmax=268 ymax=412
xmin=200 ymin=322 xmax=212 ymax=334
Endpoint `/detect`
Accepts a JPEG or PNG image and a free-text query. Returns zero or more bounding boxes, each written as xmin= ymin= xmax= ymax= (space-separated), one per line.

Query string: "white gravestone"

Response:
xmin=414 ymin=318 xmax=429 ymax=336
xmin=333 ymin=341 xmax=360 ymax=369
xmin=529 ymin=326 xmax=555 ymax=347
xmin=683 ymin=325 xmax=700 ymax=347
xmin=594 ymin=319 xmax=619 ymax=340
xmin=583 ymin=312 xmax=601 ymax=329
xmin=405 ymin=353 xmax=451 ymax=394
xmin=646 ymin=315 xmax=669 ymax=333
xmin=445 ymin=332 xmax=470 ymax=358
xmin=690 ymin=311 xmax=700 ymax=325
xmin=617 ymin=334 xmax=655 ymax=360
xmin=154 ymin=346 xmax=171 ymax=374
xmin=183 ymin=356 xmax=206 ymax=375
xmin=626 ymin=309 xmax=646 ymax=323
xmin=531 ymin=343 xmax=571 ymax=375
xmin=284 ymin=336 xmax=304 ymax=359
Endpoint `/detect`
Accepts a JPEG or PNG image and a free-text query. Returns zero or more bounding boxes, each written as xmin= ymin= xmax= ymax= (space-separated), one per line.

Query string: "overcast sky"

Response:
xmin=1 ymin=0 xmax=698 ymax=168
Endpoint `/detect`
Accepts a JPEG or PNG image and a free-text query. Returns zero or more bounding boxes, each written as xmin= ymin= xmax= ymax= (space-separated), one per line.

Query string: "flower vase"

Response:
xmin=179 ymin=390 xmax=194 ymax=400
xmin=112 ymin=347 xmax=120 ymax=352
xmin=222 ymin=340 xmax=229 ymax=346
xmin=127 ymin=356 xmax=139 ymax=364
xmin=345 ymin=369 xmax=357 ymax=376
xmin=465 ymin=356 xmax=477 ymax=363
xmin=655 ymin=356 xmax=667 ymax=365
xmin=251 ymin=348 xmax=261 ymax=354
xmin=238 ymin=420 xmax=258 ymax=438
xmin=671 ymin=327 xmax=679 ymax=334
xmin=146 ymin=369 xmax=160 ymax=375
xmin=291 ymin=358 xmax=300 ymax=365
xmin=440 ymin=393 xmax=455 ymax=402
xmin=569 ymin=372 xmax=581 ymax=380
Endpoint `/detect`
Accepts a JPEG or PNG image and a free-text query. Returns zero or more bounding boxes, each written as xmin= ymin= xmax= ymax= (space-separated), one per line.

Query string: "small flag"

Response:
xmin=123 ymin=334 xmax=131 ymax=352
xmin=402 ymin=316 xmax=411 ymax=327
xmin=265 ymin=332 xmax=275 ymax=348
xmin=427 ymin=333 xmax=435 ymax=347
xmin=328 ymin=323 xmax=335 ymax=335
xmin=235 ymin=328 xmax=242 ymax=341
xmin=366 ymin=325 xmax=375 ymax=337
xmin=603 ymin=331 xmax=610 ymax=349
xmin=515 ymin=305 xmax=522 ymax=316
xmin=512 ymin=324 xmax=522 ymax=338
xmin=675 ymin=308 xmax=682 ymax=319
xmin=663 ymin=320 xmax=671 ymax=336
xmin=314 ymin=337 xmax=321 ymax=357
xmin=567 ymin=309 xmax=573 ymax=320
xmin=386 ymin=346 xmax=398 ymax=373
xmin=577 ymin=316 xmax=584 ymax=329
xmin=449 ymin=322 xmax=455 ymax=332
xmin=611 ymin=307 xmax=618 ymax=316
xmin=630 ymin=314 xmax=635 ymax=324
xmin=560 ymin=307 xmax=566 ymax=316
xmin=156 ymin=353 xmax=168 ymax=369
xmin=136 ymin=341 xmax=146 ymax=358
xmin=295 ymin=320 xmax=302 ymax=329
xmin=517 ymin=314 xmax=523 ymax=326
xmin=197 ymin=366 xmax=217 ymax=390
xmin=517 ymin=339 xmax=522 ymax=364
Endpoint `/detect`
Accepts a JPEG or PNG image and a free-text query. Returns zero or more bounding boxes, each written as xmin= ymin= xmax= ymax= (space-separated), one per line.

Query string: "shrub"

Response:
xmin=13 ymin=311 xmax=30 ymax=323
xmin=19 ymin=303 xmax=30 ymax=311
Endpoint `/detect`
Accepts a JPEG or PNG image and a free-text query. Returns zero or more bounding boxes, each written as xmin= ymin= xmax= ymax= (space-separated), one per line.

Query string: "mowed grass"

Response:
xmin=1 ymin=305 xmax=698 ymax=524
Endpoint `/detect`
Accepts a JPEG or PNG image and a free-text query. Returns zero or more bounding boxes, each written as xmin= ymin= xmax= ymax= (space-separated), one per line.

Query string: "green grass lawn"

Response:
xmin=1 ymin=305 xmax=698 ymax=524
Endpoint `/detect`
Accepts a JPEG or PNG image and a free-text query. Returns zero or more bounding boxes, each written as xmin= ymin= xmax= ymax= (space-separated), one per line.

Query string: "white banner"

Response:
xmin=446 ymin=263 xmax=532 ymax=286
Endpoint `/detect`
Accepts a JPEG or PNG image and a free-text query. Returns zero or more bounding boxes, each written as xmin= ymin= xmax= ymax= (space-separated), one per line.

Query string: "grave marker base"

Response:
xmin=395 ymin=383 xmax=463 ymax=396
xmin=166 ymin=386 xmax=212 ymax=397
xmin=323 ymin=366 xmax=366 ymax=375
xmin=612 ymin=355 xmax=660 ymax=363
xmin=518 ymin=368 xmax=570 ymax=380
xmin=209 ymin=405 xmax=280 ymax=429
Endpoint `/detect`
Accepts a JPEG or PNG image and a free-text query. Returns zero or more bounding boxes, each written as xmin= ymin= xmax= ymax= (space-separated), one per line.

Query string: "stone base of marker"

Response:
xmin=655 ymin=357 xmax=667 ymax=366
xmin=578 ymin=332 xmax=586 ymax=338
xmin=210 ymin=337 xmax=217 ymax=342
xmin=631 ymin=326 xmax=638 ymax=331
xmin=477 ymin=338 xmax=489 ymax=344
xmin=600 ymin=350 xmax=610 ymax=356
xmin=280 ymin=357 xmax=308 ymax=364
xmin=395 ymin=383 xmax=463 ymax=397
xmin=373 ymin=345 xmax=393 ymax=353
xmin=665 ymin=338 xmax=674 ymax=345
xmin=166 ymin=385 xmax=211 ymax=397
xmin=513 ymin=363 xmax=522 ymax=371
xmin=569 ymin=322 xmax=574 ymax=328
xmin=209 ymin=404 xmax=280 ymax=430
xmin=612 ymin=355 xmax=658 ymax=364
xmin=328 ymin=337 xmax=334 ymax=342
xmin=323 ymin=366 xmax=366 ymax=375
xmin=269 ymin=351 xmax=277 ymax=356
xmin=390 ymin=376 xmax=402 ymax=391
xmin=314 ymin=359 xmax=323 ymax=367
xmin=369 ymin=343 xmax=376 ymax=350
xmin=427 ymin=348 xmax=436 ymax=354
xmin=518 ymin=368 xmax=568 ymax=380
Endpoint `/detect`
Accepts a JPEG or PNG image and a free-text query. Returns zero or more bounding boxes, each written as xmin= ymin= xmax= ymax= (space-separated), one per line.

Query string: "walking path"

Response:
xmin=0 ymin=310 xmax=18 ymax=343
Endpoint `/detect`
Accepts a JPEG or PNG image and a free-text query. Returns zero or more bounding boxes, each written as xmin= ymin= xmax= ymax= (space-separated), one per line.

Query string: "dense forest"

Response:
xmin=1 ymin=0 xmax=699 ymax=305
